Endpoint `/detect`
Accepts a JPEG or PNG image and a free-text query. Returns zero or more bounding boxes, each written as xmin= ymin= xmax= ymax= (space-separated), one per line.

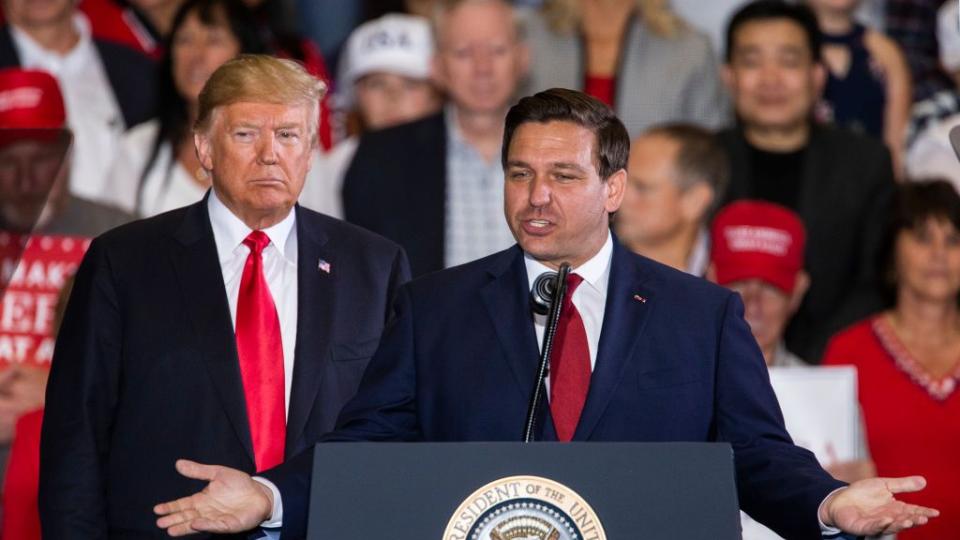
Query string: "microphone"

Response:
xmin=523 ymin=262 xmax=571 ymax=443
xmin=530 ymin=270 xmax=559 ymax=315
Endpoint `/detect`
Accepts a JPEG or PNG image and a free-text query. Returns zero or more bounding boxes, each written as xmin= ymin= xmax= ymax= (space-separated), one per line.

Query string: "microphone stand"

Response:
xmin=523 ymin=262 xmax=571 ymax=443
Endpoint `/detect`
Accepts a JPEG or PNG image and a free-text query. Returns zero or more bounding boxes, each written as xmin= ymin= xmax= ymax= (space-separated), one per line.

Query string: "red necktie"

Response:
xmin=235 ymin=231 xmax=285 ymax=472
xmin=549 ymin=273 xmax=591 ymax=441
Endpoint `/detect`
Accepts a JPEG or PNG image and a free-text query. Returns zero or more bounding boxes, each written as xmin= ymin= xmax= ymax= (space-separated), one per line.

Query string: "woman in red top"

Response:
xmin=823 ymin=179 xmax=960 ymax=539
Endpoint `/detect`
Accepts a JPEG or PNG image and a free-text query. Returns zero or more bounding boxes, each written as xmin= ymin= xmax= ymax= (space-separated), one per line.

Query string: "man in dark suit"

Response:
xmin=343 ymin=0 xmax=528 ymax=277
xmin=38 ymin=55 xmax=409 ymax=537
xmin=0 ymin=0 xmax=157 ymax=202
xmin=156 ymin=88 xmax=937 ymax=540
xmin=718 ymin=1 xmax=895 ymax=362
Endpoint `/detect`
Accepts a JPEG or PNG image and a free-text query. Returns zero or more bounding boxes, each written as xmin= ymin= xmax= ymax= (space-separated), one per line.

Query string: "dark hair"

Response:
xmin=501 ymin=88 xmax=629 ymax=180
xmin=643 ymin=122 xmax=729 ymax=200
xmin=725 ymin=0 xmax=821 ymax=63
xmin=138 ymin=0 xmax=266 ymax=212
xmin=879 ymin=179 xmax=960 ymax=304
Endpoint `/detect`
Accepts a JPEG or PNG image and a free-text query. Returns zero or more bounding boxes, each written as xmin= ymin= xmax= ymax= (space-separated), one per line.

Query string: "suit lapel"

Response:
xmin=575 ymin=241 xmax=656 ymax=440
xmin=169 ymin=199 xmax=255 ymax=466
xmin=479 ymin=247 xmax=541 ymax=402
xmin=285 ymin=207 xmax=334 ymax=455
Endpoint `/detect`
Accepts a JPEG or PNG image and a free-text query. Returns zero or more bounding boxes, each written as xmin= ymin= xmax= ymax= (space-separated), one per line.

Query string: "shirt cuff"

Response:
xmin=252 ymin=476 xmax=284 ymax=528
xmin=818 ymin=487 xmax=846 ymax=536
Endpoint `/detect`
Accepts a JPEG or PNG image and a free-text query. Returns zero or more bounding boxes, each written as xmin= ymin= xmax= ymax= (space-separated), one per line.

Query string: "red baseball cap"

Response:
xmin=0 ymin=68 xmax=67 ymax=147
xmin=710 ymin=201 xmax=806 ymax=294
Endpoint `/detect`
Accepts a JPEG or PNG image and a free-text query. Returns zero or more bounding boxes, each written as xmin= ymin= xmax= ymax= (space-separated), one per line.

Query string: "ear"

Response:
xmin=705 ymin=262 xmax=718 ymax=284
xmin=195 ymin=131 xmax=214 ymax=172
xmin=306 ymin=146 xmax=317 ymax=173
xmin=680 ymin=182 xmax=714 ymax=224
xmin=604 ymin=168 xmax=627 ymax=214
xmin=515 ymin=41 xmax=531 ymax=78
xmin=430 ymin=53 xmax=446 ymax=90
xmin=720 ymin=64 xmax=735 ymax=95
xmin=789 ymin=270 xmax=810 ymax=313
xmin=812 ymin=62 xmax=827 ymax=97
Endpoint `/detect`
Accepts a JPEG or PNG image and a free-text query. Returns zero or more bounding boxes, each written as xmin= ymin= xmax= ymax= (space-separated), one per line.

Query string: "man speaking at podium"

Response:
xmin=155 ymin=89 xmax=937 ymax=539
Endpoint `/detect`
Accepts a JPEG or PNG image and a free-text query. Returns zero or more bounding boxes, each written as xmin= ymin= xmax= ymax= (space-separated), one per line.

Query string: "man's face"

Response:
xmin=723 ymin=19 xmax=824 ymax=132
xmin=4 ymin=0 xmax=74 ymax=28
xmin=195 ymin=101 xmax=314 ymax=227
xmin=355 ymin=72 xmax=441 ymax=130
xmin=725 ymin=277 xmax=797 ymax=360
xmin=0 ymin=136 xmax=70 ymax=231
xmin=616 ymin=134 xmax=705 ymax=247
xmin=433 ymin=1 xmax=528 ymax=116
xmin=504 ymin=121 xmax=625 ymax=269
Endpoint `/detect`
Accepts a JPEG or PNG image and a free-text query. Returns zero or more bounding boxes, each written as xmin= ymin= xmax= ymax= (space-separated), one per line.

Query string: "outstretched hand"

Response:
xmin=154 ymin=459 xmax=274 ymax=537
xmin=820 ymin=476 xmax=938 ymax=535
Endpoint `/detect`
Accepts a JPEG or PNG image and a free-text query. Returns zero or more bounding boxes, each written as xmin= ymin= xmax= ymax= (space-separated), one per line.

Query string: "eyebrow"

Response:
xmin=505 ymin=160 xmax=589 ymax=172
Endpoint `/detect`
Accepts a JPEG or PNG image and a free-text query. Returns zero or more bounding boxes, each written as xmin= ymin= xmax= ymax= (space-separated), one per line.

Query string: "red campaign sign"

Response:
xmin=0 ymin=233 xmax=91 ymax=367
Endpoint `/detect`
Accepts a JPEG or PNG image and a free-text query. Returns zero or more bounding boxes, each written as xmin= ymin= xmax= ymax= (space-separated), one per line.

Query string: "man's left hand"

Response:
xmin=820 ymin=476 xmax=938 ymax=535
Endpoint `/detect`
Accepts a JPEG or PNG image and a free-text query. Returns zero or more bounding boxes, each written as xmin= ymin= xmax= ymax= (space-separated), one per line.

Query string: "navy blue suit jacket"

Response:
xmin=39 ymin=198 xmax=410 ymax=538
xmin=266 ymin=240 xmax=844 ymax=539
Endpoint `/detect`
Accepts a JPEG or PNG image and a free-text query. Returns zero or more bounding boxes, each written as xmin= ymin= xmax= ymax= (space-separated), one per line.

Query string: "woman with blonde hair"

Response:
xmin=521 ymin=0 xmax=730 ymax=136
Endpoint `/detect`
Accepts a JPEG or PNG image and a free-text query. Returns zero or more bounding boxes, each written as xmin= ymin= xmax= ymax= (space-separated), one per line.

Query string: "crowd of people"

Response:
xmin=1 ymin=0 xmax=959 ymax=538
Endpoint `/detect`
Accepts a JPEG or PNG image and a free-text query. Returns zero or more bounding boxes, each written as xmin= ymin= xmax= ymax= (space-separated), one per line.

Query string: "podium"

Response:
xmin=308 ymin=442 xmax=742 ymax=539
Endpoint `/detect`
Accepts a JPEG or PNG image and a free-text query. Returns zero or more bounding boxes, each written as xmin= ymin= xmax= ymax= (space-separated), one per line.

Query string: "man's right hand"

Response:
xmin=154 ymin=459 xmax=274 ymax=536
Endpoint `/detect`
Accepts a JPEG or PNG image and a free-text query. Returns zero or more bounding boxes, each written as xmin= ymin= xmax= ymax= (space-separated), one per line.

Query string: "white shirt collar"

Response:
xmin=524 ymin=232 xmax=614 ymax=294
xmin=207 ymin=189 xmax=297 ymax=263
xmin=10 ymin=14 xmax=96 ymax=74
xmin=685 ymin=227 xmax=710 ymax=277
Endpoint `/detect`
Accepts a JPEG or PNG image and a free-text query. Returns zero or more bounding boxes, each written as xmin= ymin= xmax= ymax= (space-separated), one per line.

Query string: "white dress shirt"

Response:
xmin=207 ymin=189 xmax=299 ymax=412
xmin=10 ymin=14 xmax=125 ymax=203
xmin=525 ymin=232 xmax=613 ymax=373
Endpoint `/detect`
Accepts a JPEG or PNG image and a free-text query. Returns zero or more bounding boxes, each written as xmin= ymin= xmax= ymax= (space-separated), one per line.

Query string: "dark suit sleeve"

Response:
xmin=39 ymin=239 xmax=122 ymax=539
xmin=264 ymin=280 xmax=423 ymax=538
xmin=714 ymin=293 xmax=845 ymax=538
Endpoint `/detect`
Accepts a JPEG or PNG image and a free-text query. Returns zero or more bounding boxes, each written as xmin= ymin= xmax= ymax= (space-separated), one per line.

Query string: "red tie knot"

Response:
xmin=564 ymin=273 xmax=584 ymax=305
xmin=243 ymin=230 xmax=271 ymax=255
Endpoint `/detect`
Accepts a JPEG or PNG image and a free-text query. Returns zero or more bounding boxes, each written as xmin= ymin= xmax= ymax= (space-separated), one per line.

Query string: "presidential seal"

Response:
xmin=443 ymin=476 xmax=606 ymax=540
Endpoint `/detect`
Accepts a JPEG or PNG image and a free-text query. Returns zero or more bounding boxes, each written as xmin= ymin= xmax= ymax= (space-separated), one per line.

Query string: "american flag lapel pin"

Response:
xmin=633 ymin=294 xmax=647 ymax=304
xmin=318 ymin=258 xmax=331 ymax=274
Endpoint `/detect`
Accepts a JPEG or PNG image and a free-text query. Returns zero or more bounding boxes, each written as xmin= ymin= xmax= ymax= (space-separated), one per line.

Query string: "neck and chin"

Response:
xmin=743 ymin=119 xmax=811 ymax=153
xmin=212 ymin=189 xmax=296 ymax=231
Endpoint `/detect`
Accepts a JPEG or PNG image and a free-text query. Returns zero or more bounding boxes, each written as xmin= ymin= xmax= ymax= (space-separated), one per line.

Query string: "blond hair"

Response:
xmin=195 ymin=54 xmax=326 ymax=143
xmin=542 ymin=0 xmax=681 ymax=38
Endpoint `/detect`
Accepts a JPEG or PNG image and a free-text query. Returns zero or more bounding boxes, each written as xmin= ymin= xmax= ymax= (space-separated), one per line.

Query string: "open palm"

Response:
xmin=824 ymin=476 xmax=938 ymax=535
xmin=154 ymin=459 xmax=273 ymax=537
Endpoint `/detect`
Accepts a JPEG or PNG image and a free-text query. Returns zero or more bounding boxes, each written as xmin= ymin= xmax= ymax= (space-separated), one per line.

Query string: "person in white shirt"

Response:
xmin=614 ymin=123 xmax=728 ymax=277
xmin=1 ymin=0 xmax=158 ymax=203
xmin=101 ymin=0 xmax=267 ymax=217
xmin=299 ymin=13 xmax=442 ymax=219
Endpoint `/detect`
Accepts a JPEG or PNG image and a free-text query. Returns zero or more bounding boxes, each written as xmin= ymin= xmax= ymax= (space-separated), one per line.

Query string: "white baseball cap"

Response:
xmin=337 ymin=14 xmax=434 ymax=107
